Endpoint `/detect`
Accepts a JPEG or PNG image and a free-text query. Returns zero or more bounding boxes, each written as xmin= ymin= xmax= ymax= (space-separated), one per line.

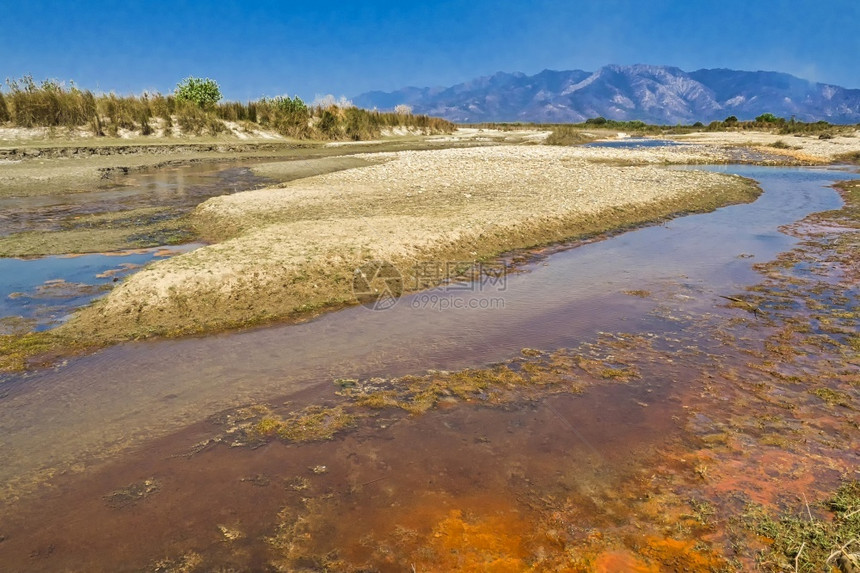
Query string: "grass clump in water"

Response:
xmin=337 ymin=350 xmax=599 ymax=416
xmin=742 ymin=480 xmax=860 ymax=572
xmin=809 ymin=387 xmax=853 ymax=408
xmin=0 ymin=331 xmax=66 ymax=372
xmin=251 ymin=406 xmax=355 ymax=443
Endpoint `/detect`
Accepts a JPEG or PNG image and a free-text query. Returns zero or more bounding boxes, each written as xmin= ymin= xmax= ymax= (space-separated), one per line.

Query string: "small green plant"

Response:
xmin=768 ymin=140 xmax=802 ymax=150
xmin=270 ymin=95 xmax=307 ymax=115
xmin=174 ymin=76 xmax=222 ymax=109
xmin=756 ymin=112 xmax=782 ymax=123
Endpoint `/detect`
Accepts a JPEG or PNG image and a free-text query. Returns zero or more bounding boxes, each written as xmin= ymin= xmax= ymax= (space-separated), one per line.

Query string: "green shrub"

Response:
xmin=271 ymin=95 xmax=307 ymax=115
xmin=756 ymin=112 xmax=782 ymax=123
xmin=174 ymin=77 xmax=221 ymax=109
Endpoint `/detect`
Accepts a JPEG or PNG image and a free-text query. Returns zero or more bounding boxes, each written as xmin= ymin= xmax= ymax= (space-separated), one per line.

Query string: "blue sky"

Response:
xmin=2 ymin=0 xmax=858 ymax=101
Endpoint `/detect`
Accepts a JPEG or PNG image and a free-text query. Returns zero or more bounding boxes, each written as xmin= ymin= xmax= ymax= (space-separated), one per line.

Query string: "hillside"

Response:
xmin=354 ymin=65 xmax=860 ymax=124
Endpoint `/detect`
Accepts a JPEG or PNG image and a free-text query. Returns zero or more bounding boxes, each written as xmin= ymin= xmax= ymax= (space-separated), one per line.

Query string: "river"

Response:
xmin=0 ymin=163 xmax=857 ymax=570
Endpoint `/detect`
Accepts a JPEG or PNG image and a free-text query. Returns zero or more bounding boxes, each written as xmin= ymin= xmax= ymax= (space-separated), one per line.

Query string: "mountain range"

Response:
xmin=353 ymin=65 xmax=860 ymax=124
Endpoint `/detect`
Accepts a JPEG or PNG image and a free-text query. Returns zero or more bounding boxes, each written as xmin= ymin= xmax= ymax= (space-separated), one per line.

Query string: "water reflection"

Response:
xmin=0 ymin=164 xmax=272 ymax=237
xmin=0 ymin=245 xmax=202 ymax=331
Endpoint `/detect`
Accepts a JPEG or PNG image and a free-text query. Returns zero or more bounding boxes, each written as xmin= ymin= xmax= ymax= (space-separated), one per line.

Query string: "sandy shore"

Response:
xmin=59 ymin=144 xmax=759 ymax=342
xmin=668 ymin=129 xmax=860 ymax=163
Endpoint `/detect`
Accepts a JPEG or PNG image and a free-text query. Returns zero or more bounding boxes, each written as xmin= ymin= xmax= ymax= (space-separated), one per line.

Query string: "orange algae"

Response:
xmin=593 ymin=550 xmax=657 ymax=573
xmin=414 ymin=509 xmax=531 ymax=573
xmin=640 ymin=536 xmax=726 ymax=570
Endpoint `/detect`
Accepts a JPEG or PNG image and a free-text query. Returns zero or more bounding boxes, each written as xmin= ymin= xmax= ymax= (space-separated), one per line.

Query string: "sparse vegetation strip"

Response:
xmin=0 ymin=75 xmax=454 ymax=141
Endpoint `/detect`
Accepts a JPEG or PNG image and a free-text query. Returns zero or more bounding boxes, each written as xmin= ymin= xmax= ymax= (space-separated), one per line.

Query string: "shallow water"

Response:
xmin=1 ymin=164 xmax=859 ymax=570
xmin=584 ymin=137 xmax=689 ymax=148
xmin=2 ymin=375 xmax=688 ymax=571
xmin=0 ymin=244 xmax=202 ymax=331
xmin=0 ymin=162 xmax=274 ymax=237
xmin=0 ymin=165 xmax=856 ymax=501
xmin=0 ymin=161 xmax=278 ymax=329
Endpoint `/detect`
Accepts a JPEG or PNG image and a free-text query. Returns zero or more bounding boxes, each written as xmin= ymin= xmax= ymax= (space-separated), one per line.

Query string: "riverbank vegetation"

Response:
xmin=473 ymin=116 xmax=859 ymax=144
xmin=0 ymin=76 xmax=454 ymax=140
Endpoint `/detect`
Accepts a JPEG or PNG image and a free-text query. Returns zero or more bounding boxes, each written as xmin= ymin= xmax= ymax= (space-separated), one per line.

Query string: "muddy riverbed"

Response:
xmin=0 ymin=164 xmax=858 ymax=571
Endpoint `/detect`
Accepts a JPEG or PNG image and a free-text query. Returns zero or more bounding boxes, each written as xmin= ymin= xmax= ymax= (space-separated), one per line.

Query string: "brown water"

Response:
xmin=0 ymin=166 xmax=852 ymax=489
xmin=0 ymin=162 xmax=274 ymax=237
xmin=0 ymin=165 xmax=858 ymax=570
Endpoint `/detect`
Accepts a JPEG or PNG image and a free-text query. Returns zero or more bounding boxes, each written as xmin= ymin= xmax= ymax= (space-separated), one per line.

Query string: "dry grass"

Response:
xmin=0 ymin=77 xmax=454 ymax=141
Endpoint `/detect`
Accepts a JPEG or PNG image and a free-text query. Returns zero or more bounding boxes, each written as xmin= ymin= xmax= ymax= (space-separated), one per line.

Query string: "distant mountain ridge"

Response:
xmin=353 ymin=65 xmax=860 ymax=124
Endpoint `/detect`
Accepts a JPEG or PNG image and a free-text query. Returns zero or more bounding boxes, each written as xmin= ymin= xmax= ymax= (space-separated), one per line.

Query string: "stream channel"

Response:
xmin=0 ymin=160 xmax=858 ymax=570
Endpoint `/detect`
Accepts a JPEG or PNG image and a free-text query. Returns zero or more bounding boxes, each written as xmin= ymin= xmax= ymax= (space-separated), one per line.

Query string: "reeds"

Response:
xmin=4 ymin=76 xmax=96 ymax=128
xmin=0 ymin=76 xmax=456 ymax=140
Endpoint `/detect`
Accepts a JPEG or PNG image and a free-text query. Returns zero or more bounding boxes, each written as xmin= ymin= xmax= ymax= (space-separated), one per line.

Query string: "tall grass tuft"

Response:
xmin=545 ymin=125 xmax=596 ymax=145
xmin=4 ymin=76 xmax=96 ymax=128
xmin=0 ymin=92 xmax=10 ymax=122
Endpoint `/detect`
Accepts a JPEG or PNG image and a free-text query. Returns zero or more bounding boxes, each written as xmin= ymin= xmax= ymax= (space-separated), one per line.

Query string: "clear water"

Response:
xmin=0 ymin=165 xmax=857 ymax=507
xmin=0 ymin=245 xmax=202 ymax=332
